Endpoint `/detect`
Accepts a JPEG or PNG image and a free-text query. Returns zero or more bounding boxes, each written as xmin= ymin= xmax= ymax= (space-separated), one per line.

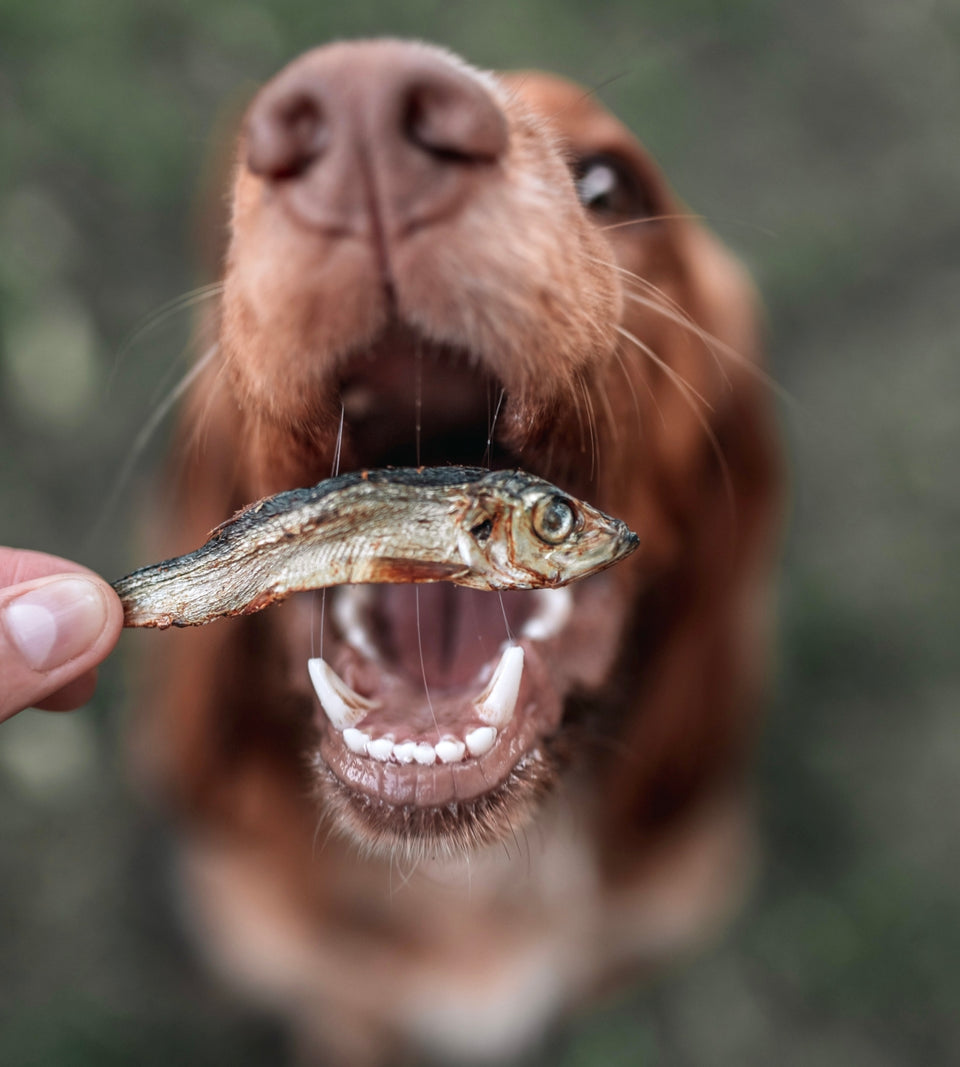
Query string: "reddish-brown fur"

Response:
xmin=137 ymin=41 xmax=780 ymax=1065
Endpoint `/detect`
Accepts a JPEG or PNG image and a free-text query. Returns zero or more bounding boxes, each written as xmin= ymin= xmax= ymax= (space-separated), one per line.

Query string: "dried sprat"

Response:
xmin=113 ymin=467 xmax=639 ymax=628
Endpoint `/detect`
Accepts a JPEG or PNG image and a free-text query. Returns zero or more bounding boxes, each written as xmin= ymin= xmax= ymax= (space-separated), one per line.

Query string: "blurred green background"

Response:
xmin=2 ymin=0 xmax=958 ymax=1063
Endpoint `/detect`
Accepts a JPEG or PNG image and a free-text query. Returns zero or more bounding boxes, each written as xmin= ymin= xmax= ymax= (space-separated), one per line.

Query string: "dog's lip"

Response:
xmin=314 ymin=636 xmax=563 ymax=808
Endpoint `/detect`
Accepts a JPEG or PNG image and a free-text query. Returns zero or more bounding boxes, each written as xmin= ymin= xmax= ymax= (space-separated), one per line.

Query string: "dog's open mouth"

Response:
xmin=298 ymin=323 xmax=624 ymax=852
xmin=312 ymin=592 xmax=566 ymax=803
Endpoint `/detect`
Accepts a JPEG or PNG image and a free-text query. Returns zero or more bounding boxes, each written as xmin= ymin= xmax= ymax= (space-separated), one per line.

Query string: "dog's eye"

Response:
xmin=575 ymin=155 xmax=651 ymax=219
xmin=532 ymin=496 xmax=577 ymax=544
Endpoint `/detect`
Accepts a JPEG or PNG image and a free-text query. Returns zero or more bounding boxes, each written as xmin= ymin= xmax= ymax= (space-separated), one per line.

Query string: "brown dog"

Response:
xmin=138 ymin=40 xmax=780 ymax=1064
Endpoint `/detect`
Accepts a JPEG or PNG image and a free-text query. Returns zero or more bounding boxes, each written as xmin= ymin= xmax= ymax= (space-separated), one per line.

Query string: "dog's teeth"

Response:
xmin=366 ymin=735 xmax=394 ymax=762
xmin=393 ymin=740 xmax=418 ymax=764
xmin=331 ymin=586 xmax=379 ymax=659
xmin=344 ymin=728 xmax=496 ymax=764
xmin=413 ymin=742 xmax=437 ymax=765
xmin=464 ymin=726 xmax=497 ymax=757
xmin=307 ymin=657 xmax=379 ymax=731
xmin=476 ymin=645 xmax=524 ymax=728
xmin=521 ymin=586 xmax=573 ymax=641
xmin=342 ymin=728 xmax=370 ymax=754
xmin=435 ymin=737 xmax=466 ymax=764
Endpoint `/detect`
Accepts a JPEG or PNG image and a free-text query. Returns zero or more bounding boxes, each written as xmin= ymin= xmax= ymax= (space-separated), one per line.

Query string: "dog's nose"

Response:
xmin=245 ymin=41 xmax=508 ymax=238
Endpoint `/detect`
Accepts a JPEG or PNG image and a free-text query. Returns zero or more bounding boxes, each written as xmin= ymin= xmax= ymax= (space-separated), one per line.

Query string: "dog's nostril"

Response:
xmin=402 ymin=77 xmax=507 ymax=163
xmin=246 ymin=92 xmax=328 ymax=179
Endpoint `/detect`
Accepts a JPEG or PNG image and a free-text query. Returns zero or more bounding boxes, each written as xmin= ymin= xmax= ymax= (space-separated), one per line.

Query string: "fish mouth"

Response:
xmin=292 ymin=323 xmax=631 ymax=858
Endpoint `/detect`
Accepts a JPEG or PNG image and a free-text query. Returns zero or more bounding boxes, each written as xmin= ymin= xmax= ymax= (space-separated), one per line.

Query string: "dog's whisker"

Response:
xmin=618 ymin=324 xmax=737 ymax=517
xmin=569 ymin=378 xmax=589 ymax=457
xmin=522 ymin=825 xmax=534 ymax=880
xmin=610 ymin=340 xmax=653 ymax=434
xmin=311 ymin=810 xmax=332 ymax=861
xmin=315 ymin=405 xmax=345 ymax=661
xmin=184 ymin=347 xmax=232 ymax=460
xmin=331 ymin=400 xmax=345 ymax=477
xmin=87 ymin=342 xmax=219 ymax=550
xmin=390 ymin=849 xmax=421 ymax=896
xmin=576 ymin=373 xmax=601 ymax=482
xmin=414 ymin=587 xmax=440 ymax=743
xmin=624 ymin=286 xmax=793 ymax=403
xmin=593 ymin=371 xmax=620 ymax=455
xmin=615 ymin=324 xmax=714 ymax=410
xmin=623 ymin=283 xmax=733 ymax=390
xmin=588 ymin=251 xmax=737 ymax=383
xmin=598 ymin=212 xmax=705 ymax=231
xmin=317 ymin=589 xmax=326 ymax=660
xmin=603 ymin=255 xmax=791 ymax=403
xmin=497 ymin=589 xmax=514 ymax=645
xmin=106 ymin=282 xmax=225 ymax=388
xmin=504 ymin=812 xmax=525 ymax=869
xmin=484 ymin=386 xmax=506 ymax=467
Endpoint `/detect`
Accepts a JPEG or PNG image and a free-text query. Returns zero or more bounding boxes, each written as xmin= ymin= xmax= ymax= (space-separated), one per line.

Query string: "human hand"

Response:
xmin=0 ymin=548 xmax=124 ymax=722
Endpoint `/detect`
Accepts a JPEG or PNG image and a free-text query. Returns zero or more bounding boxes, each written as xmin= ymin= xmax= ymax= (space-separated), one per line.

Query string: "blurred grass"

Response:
xmin=2 ymin=1 xmax=959 ymax=1064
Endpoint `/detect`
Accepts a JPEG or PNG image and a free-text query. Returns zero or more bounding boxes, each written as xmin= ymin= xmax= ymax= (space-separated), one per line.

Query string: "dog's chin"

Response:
xmin=314 ymin=742 xmax=561 ymax=864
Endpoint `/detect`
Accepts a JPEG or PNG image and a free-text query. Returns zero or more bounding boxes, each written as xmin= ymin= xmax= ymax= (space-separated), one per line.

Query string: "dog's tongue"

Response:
xmin=374 ymin=585 xmax=535 ymax=688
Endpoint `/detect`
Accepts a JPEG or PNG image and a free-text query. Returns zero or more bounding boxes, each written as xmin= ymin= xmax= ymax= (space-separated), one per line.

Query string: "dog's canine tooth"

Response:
xmin=475 ymin=645 xmax=524 ymax=728
xmin=342 ymin=728 xmax=371 ymax=754
xmin=331 ymin=586 xmax=379 ymax=659
xmin=521 ymin=587 xmax=573 ymax=641
xmin=435 ymin=737 xmax=467 ymax=764
xmin=464 ymin=725 xmax=497 ymax=757
xmin=308 ymin=657 xmax=379 ymax=731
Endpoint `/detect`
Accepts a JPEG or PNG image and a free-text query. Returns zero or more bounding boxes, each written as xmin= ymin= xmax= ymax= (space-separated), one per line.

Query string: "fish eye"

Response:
xmin=532 ymin=495 xmax=577 ymax=544
xmin=470 ymin=517 xmax=493 ymax=544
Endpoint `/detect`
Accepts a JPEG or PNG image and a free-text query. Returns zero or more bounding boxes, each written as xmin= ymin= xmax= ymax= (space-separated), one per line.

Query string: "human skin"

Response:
xmin=0 ymin=548 xmax=124 ymax=722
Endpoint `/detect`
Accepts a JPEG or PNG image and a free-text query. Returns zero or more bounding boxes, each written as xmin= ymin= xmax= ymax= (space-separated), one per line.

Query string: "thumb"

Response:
xmin=0 ymin=573 xmax=124 ymax=722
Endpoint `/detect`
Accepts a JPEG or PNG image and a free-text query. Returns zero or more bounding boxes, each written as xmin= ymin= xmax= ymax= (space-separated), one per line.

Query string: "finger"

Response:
xmin=0 ymin=574 xmax=124 ymax=722
xmin=0 ymin=547 xmax=98 ymax=587
xmin=33 ymin=668 xmax=100 ymax=712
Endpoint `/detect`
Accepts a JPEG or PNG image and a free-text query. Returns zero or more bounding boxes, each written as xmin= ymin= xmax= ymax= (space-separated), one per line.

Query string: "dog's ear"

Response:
xmin=594 ymin=278 xmax=781 ymax=878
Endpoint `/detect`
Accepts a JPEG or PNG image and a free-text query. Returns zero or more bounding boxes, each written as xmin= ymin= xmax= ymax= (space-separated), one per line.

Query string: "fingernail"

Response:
xmin=2 ymin=577 xmax=109 ymax=672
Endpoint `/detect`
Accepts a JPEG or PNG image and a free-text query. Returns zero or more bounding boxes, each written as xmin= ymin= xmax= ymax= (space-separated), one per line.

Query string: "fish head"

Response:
xmin=455 ymin=471 xmax=639 ymax=590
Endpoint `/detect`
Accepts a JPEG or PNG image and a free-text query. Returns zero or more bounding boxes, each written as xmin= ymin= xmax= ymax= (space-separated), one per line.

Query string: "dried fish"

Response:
xmin=113 ymin=466 xmax=639 ymax=628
